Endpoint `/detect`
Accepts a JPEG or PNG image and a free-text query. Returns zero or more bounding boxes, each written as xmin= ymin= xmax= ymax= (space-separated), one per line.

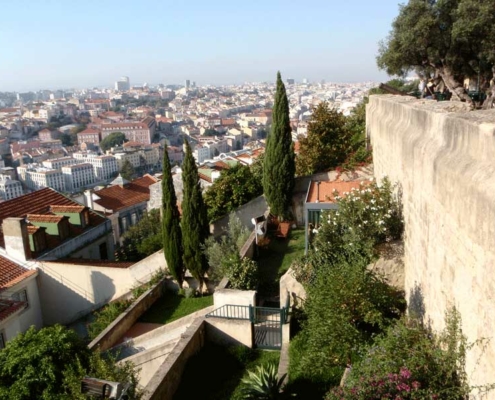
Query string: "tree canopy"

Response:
xmin=181 ymin=140 xmax=209 ymax=290
xmin=100 ymin=131 xmax=127 ymax=151
xmin=296 ymin=102 xmax=354 ymax=176
xmin=117 ymin=209 xmax=162 ymax=261
xmin=120 ymin=159 xmax=136 ymax=181
xmin=262 ymin=72 xmax=295 ymax=220
xmin=377 ymin=0 xmax=495 ymax=106
xmin=0 ymin=325 xmax=140 ymax=400
xmin=204 ymin=164 xmax=262 ymax=223
xmin=162 ymin=144 xmax=185 ymax=287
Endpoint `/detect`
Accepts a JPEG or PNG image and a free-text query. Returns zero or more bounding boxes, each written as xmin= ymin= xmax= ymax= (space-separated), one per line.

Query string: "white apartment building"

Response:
xmin=42 ymin=157 xmax=77 ymax=170
xmin=62 ymin=163 xmax=95 ymax=192
xmin=73 ymin=152 xmax=119 ymax=181
xmin=93 ymin=155 xmax=118 ymax=180
xmin=17 ymin=166 xmax=65 ymax=192
xmin=0 ymin=175 xmax=23 ymax=200
xmin=193 ymin=144 xmax=211 ymax=164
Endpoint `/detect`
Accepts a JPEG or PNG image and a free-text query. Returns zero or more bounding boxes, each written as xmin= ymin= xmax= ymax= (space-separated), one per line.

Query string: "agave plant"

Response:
xmin=241 ymin=362 xmax=286 ymax=399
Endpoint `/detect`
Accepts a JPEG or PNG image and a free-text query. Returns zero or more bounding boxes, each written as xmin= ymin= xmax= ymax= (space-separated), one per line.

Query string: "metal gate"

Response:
xmin=205 ymin=304 xmax=289 ymax=350
xmin=253 ymin=307 xmax=283 ymax=350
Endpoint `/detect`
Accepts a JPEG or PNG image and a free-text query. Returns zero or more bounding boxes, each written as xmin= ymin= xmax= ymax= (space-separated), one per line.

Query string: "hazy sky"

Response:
xmin=0 ymin=0 xmax=402 ymax=91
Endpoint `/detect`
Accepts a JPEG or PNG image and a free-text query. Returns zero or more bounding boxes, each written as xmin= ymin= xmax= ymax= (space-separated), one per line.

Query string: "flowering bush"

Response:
xmin=326 ymin=309 xmax=472 ymax=400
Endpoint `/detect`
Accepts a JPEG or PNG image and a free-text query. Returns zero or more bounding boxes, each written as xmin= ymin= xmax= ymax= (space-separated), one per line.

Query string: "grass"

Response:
xmin=174 ymin=344 xmax=280 ymax=400
xmin=138 ymin=291 xmax=213 ymax=325
xmin=256 ymin=228 xmax=306 ymax=299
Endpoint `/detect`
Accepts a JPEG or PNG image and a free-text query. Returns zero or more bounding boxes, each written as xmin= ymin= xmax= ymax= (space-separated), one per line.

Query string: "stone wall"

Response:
xmin=367 ymin=94 xmax=495 ymax=388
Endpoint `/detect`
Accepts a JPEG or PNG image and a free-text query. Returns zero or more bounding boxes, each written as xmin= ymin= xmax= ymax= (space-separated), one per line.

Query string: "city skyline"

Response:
xmin=0 ymin=0 xmax=401 ymax=92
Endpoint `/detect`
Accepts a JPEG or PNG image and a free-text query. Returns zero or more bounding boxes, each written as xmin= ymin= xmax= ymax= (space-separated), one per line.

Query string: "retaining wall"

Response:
xmin=368 ymin=94 xmax=495 ymax=389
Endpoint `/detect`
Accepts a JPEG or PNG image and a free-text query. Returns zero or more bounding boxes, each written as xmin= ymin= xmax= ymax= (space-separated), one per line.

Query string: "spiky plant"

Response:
xmin=241 ymin=362 xmax=286 ymax=399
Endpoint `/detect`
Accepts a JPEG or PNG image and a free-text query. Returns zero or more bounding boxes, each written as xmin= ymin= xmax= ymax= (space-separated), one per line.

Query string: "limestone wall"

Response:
xmin=367 ymin=95 xmax=495 ymax=389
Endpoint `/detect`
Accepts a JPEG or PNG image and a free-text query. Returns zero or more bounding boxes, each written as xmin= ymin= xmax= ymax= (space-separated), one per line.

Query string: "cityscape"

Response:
xmin=1 ymin=0 xmax=495 ymax=399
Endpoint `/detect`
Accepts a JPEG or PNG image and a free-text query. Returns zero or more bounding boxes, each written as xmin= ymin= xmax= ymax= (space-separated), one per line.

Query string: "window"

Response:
xmin=12 ymin=289 xmax=28 ymax=308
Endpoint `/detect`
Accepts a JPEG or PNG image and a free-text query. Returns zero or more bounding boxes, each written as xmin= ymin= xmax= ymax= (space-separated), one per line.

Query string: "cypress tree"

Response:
xmin=181 ymin=140 xmax=209 ymax=291
xmin=263 ymin=71 xmax=295 ymax=220
xmin=162 ymin=144 xmax=185 ymax=287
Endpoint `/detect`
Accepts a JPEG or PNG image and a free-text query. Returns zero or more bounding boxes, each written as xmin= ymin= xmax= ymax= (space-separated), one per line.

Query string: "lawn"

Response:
xmin=256 ymin=228 xmax=306 ymax=300
xmin=174 ymin=344 xmax=280 ymax=400
xmin=138 ymin=291 xmax=213 ymax=325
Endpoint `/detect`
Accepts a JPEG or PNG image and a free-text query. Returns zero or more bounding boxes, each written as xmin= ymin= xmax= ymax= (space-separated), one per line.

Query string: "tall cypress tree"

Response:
xmin=263 ymin=71 xmax=295 ymax=220
xmin=162 ymin=145 xmax=185 ymax=287
xmin=181 ymin=140 xmax=209 ymax=290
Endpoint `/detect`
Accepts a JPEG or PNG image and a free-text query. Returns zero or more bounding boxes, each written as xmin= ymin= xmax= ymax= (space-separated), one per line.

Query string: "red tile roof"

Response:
xmin=78 ymin=128 xmax=100 ymax=135
xmin=93 ymin=175 xmax=158 ymax=212
xmin=0 ymin=188 xmax=106 ymax=247
xmin=0 ymin=299 xmax=26 ymax=322
xmin=50 ymin=205 xmax=86 ymax=213
xmin=27 ymin=214 xmax=67 ymax=224
xmin=307 ymin=180 xmax=365 ymax=203
xmin=0 ymin=255 xmax=36 ymax=290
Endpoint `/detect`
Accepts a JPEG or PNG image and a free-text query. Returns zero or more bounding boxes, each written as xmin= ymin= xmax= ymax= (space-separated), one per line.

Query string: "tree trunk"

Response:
xmin=438 ymin=66 xmax=474 ymax=107
xmin=482 ymin=66 xmax=495 ymax=110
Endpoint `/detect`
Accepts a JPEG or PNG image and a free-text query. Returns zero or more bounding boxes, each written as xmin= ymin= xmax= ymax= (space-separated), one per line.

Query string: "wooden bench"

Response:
xmin=276 ymin=222 xmax=291 ymax=239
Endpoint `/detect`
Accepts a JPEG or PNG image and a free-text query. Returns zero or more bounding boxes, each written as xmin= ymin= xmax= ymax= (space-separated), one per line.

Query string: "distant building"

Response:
xmin=286 ymin=78 xmax=295 ymax=85
xmin=17 ymin=166 xmax=65 ymax=193
xmin=0 ymin=175 xmax=23 ymax=200
xmin=77 ymin=128 xmax=101 ymax=145
xmin=101 ymin=117 xmax=156 ymax=145
xmin=62 ymin=163 xmax=95 ymax=192
xmin=185 ymin=80 xmax=190 ymax=90
xmin=115 ymin=76 xmax=130 ymax=92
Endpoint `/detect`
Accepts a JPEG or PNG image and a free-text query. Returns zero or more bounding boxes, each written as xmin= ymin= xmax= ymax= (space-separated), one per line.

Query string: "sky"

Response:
xmin=0 ymin=0 xmax=402 ymax=92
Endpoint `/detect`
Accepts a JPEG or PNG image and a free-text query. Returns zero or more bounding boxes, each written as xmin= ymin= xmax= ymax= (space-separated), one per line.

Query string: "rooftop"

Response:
xmin=0 ymin=255 xmax=36 ymax=290
xmin=306 ymin=180 xmax=365 ymax=204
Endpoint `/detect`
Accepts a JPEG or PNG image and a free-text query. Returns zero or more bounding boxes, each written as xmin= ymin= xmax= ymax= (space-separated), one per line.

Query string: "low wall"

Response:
xmin=142 ymin=319 xmax=206 ymax=400
xmin=205 ymin=318 xmax=253 ymax=347
xmin=368 ymin=94 xmax=495 ymax=388
xmin=240 ymin=230 xmax=256 ymax=259
xmin=279 ymin=268 xmax=306 ymax=310
xmin=210 ymin=195 xmax=268 ymax=237
xmin=214 ymin=288 xmax=256 ymax=308
xmin=88 ymin=277 xmax=167 ymax=352
xmin=36 ymin=250 xmax=167 ymax=325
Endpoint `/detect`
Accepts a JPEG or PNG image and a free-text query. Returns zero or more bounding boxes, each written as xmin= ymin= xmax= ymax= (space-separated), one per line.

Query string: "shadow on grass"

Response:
xmin=256 ymin=229 xmax=306 ymax=300
xmin=138 ymin=291 xmax=213 ymax=325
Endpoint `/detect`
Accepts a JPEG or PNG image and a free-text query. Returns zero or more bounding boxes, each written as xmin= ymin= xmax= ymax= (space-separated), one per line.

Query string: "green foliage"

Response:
xmin=203 ymin=214 xmax=251 ymax=281
xmin=295 ymin=178 xmax=403 ymax=284
xmin=100 ymin=131 xmax=127 ymax=151
xmin=162 ymin=144 xmax=185 ymax=287
xmin=294 ymin=252 xmax=405 ymax=377
xmin=326 ymin=309 xmax=475 ymax=400
xmin=241 ymin=363 xmax=286 ymax=400
xmin=88 ymin=300 xmax=132 ymax=340
xmin=250 ymin=152 xmax=264 ymax=183
xmin=204 ymin=164 xmax=262 ymax=222
xmin=181 ymin=140 xmax=209 ymax=287
xmin=228 ymin=256 xmax=259 ymax=290
xmin=117 ymin=209 xmax=162 ymax=261
xmin=204 ymin=128 xmax=221 ymax=136
xmin=119 ymin=159 xmax=136 ymax=181
xmin=377 ymin=0 xmax=495 ymax=104
xmin=0 ymin=325 xmax=141 ymax=399
xmin=263 ymin=72 xmax=295 ymax=220
xmin=296 ymin=102 xmax=354 ymax=176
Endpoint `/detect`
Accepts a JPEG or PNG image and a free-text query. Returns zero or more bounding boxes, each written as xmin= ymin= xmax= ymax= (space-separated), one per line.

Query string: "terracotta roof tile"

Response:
xmin=50 ymin=205 xmax=86 ymax=213
xmin=93 ymin=175 xmax=157 ymax=212
xmin=0 ymin=188 xmax=106 ymax=248
xmin=27 ymin=214 xmax=67 ymax=223
xmin=307 ymin=180 xmax=365 ymax=203
xmin=0 ymin=299 xmax=26 ymax=322
xmin=0 ymin=255 xmax=36 ymax=289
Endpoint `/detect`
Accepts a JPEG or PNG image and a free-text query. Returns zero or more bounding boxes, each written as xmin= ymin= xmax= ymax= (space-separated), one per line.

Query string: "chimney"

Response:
xmin=84 ymin=189 xmax=94 ymax=209
xmin=3 ymin=217 xmax=32 ymax=262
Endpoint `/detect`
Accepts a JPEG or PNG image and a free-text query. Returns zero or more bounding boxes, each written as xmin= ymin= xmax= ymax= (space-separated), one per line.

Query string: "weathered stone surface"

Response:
xmin=368 ymin=95 xmax=495 ymax=389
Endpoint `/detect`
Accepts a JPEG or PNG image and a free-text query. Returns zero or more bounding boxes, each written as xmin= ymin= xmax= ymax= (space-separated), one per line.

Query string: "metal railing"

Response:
xmin=205 ymin=304 xmax=251 ymax=321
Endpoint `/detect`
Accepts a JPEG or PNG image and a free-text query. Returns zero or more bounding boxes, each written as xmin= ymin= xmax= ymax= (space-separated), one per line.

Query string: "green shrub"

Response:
xmin=241 ymin=362 xmax=285 ymax=400
xmin=87 ymin=300 xmax=131 ymax=340
xmin=326 ymin=309 xmax=478 ymax=400
xmin=228 ymin=256 xmax=259 ymax=290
